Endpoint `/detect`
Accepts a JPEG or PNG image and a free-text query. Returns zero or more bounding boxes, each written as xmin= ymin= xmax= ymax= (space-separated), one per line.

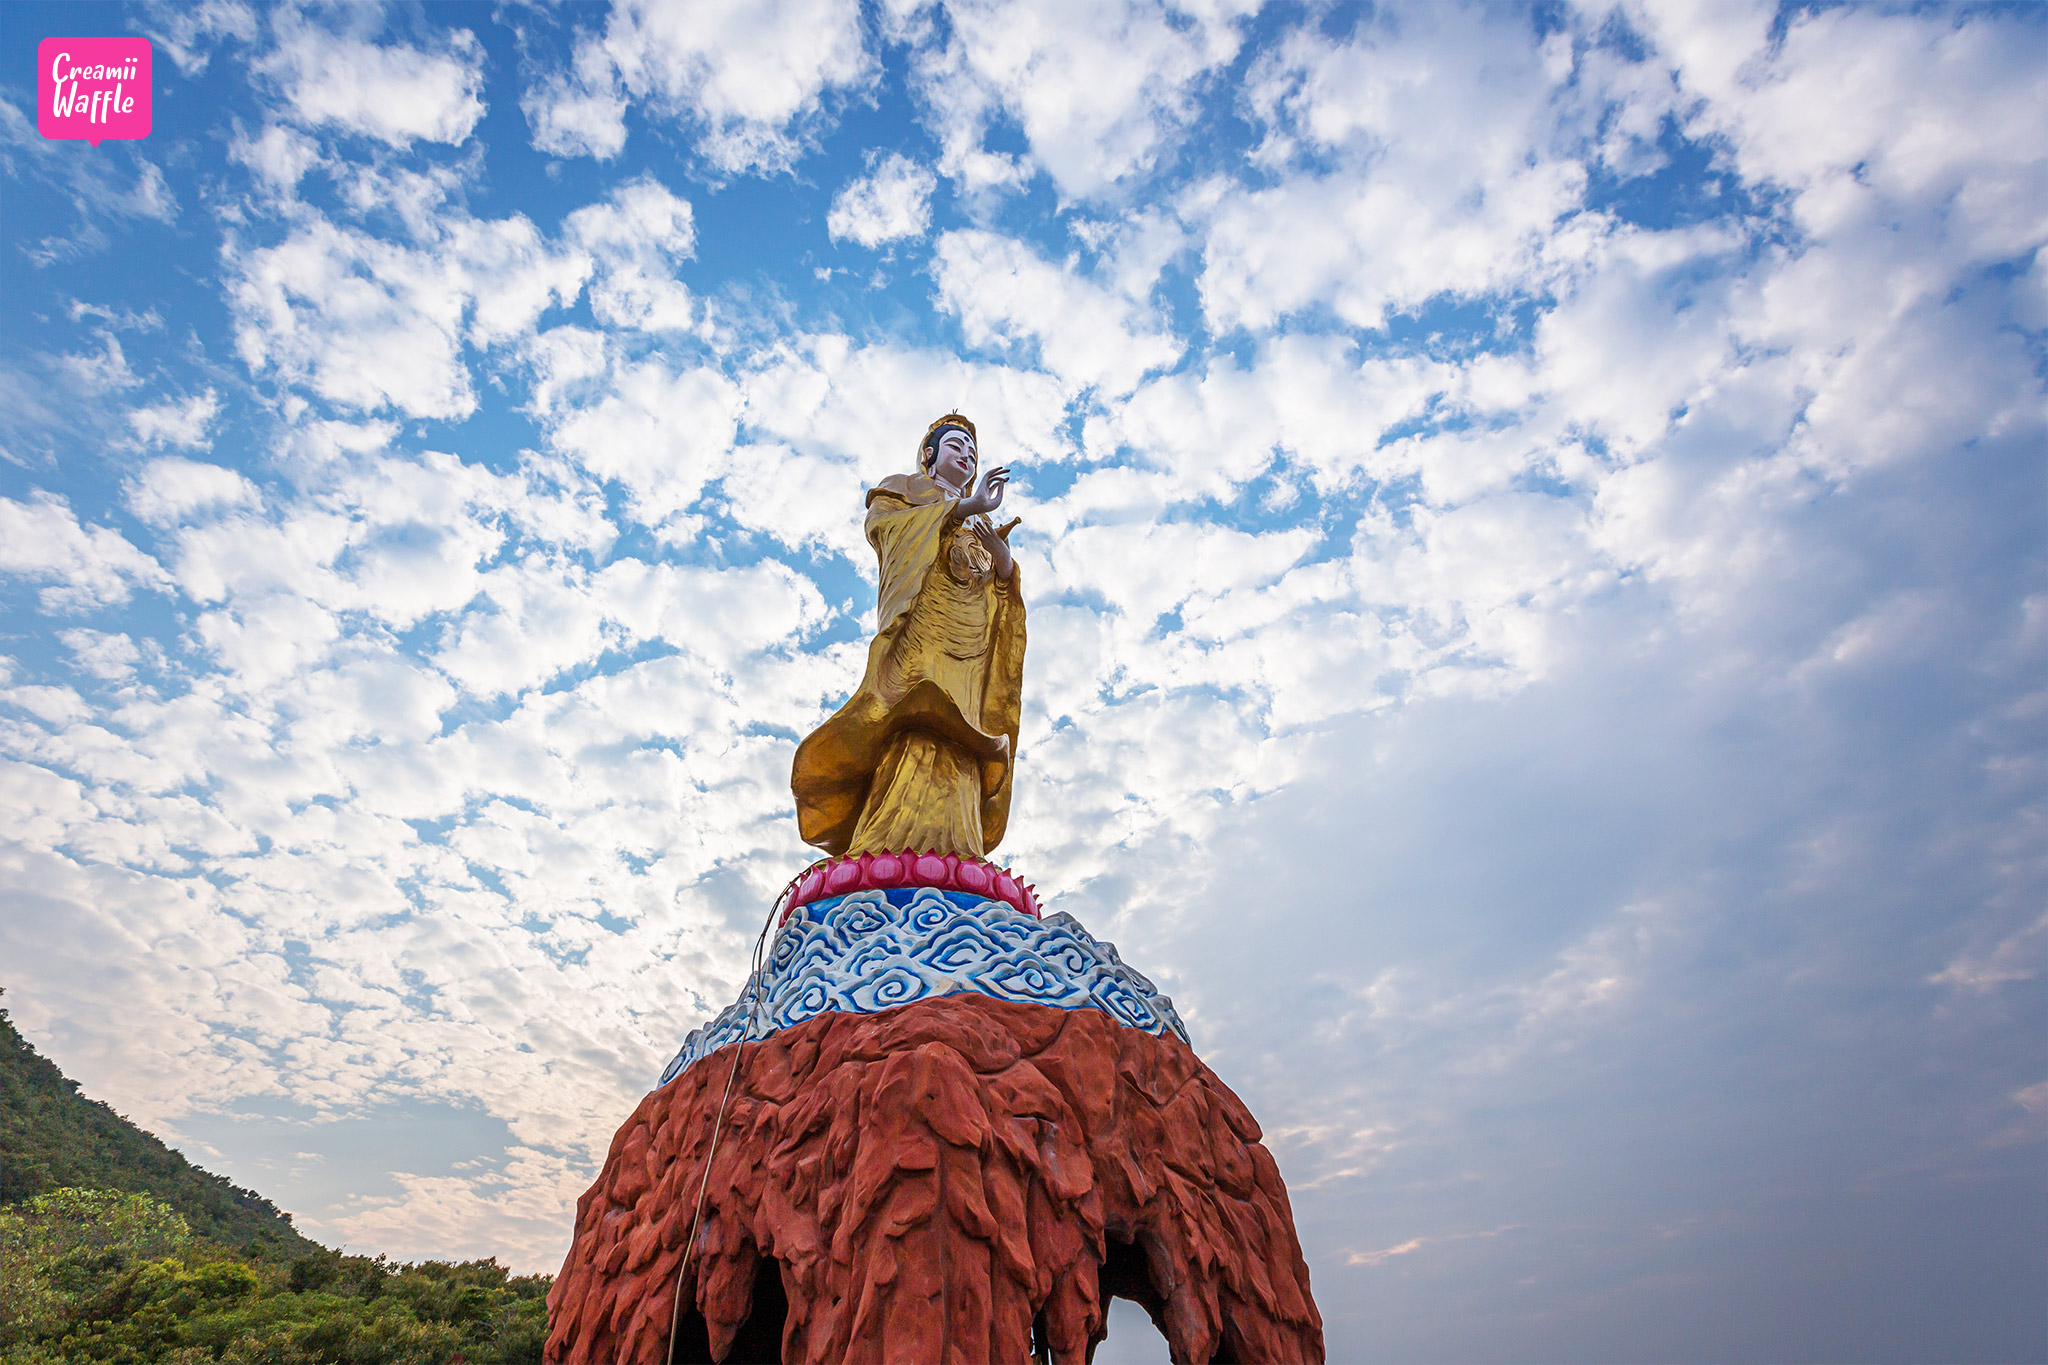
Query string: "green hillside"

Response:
xmin=0 ymin=990 xmax=314 ymax=1258
xmin=0 ymin=990 xmax=550 ymax=1363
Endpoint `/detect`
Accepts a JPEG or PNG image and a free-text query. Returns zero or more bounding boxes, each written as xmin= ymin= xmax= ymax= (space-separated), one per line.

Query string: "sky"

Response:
xmin=0 ymin=0 xmax=2042 ymax=1360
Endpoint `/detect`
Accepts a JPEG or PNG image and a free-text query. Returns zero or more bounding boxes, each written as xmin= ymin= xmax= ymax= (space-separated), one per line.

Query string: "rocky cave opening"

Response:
xmin=1087 ymin=1232 xmax=1244 ymax=1365
xmin=669 ymin=1253 xmax=790 ymax=1365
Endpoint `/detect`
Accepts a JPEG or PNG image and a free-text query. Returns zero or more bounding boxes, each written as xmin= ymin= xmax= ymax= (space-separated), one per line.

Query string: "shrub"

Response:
xmin=0 ymin=1188 xmax=551 ymax=1364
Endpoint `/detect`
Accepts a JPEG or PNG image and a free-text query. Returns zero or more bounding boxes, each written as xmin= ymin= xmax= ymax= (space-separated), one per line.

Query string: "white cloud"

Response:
xmin=518 ymin=326 xmax=609 ymax=418
xmin=543 ymin=357 xmax=741 ymax=530
xmin=827 ymin=153 xmax=936 ymax=247
xmin=0 ymin=101 xmax=177 ymax=268
xmin=1932 ymin=910 xmax=2048 ymax=993
xmin=728 ymin=334 xmax=1079 ymax=481
xmin=230 ymin=124 xmax=323 ymax=195
xmin=531 ymin=328 xmax=1083 ymax=555
xmin=931 ymin=228 xmax=1181 ymax=396
xmin=452 ymin=216 xmax=594 ymax=348
xmin=125 ymin=455 xmax=259 ymax=525
xmin=227 ymin=220 xmax=479 ymax=420
xmin=260 ymin=17 xmax=487 ymax=148
xmin=325 ymin=1146 xmax=589 ymax=1266
xmin=66 ymin=301 xmax=164 ymax=333
xmin=1090 ymin=336 xmax=1461 ymax=505
xmin=0 ymin=493 xmax=171 ymax=612
xmin=142 ymin=0 xmax=257 ymax=77
xmin=900 ymin=0 xmax=1256 ymax=198
xmin=563 ymin=177 xmax=697 ymax=332
xmin=127 ymin=390 xmax=223 ymax=451
xmin=1198 ymin=9 xmax=1591 ymax=334
xmin=2 ymin=684 xmax=94 ymax=728
xmin=225 ymin=174 xmax=704 ymax=421
xmin=225 ymin=202 xmax=587 ymax=419
xmin=522 ymin=38 xmax=628 ymax=161
xmin=59 ymin=629 xmax=145 ymax=681
xmin=535 ymin=0 xmax=874 ymax=172
xmin=57 ymin=335 xmax=139 ymax=393
xmin=1649 ymin=3 xmax=2047 ymax=257
xmin=127 ymin=164 xmax=179 ymax=224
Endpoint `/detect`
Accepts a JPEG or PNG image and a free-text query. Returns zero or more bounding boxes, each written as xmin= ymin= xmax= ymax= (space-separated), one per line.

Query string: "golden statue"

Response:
xmin=791 ymin=414 xmax=1025 ymax=860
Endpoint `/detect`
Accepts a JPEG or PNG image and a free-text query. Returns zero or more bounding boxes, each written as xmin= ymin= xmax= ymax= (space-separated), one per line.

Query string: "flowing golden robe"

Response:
xmin=792 ymin=473 xmax=1026 ymax=858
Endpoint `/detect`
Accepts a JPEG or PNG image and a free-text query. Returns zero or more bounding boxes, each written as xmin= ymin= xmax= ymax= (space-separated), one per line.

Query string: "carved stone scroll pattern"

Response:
xmin=657 ymin=889 xmax=1188 ymax=1087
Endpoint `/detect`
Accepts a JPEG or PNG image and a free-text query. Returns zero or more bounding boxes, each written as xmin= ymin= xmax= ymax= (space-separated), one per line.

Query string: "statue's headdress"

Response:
xmin=918 ymin=413 xmax=978 ymax=472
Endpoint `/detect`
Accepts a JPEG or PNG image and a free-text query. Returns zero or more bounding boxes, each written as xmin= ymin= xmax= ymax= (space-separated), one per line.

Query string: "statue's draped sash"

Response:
xmin=791 ymin=472 xmax=1026 ymax=857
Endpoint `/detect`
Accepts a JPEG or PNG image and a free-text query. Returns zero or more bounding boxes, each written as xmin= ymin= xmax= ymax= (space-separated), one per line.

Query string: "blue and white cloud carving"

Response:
xmin=0 ymin=2 xmax=2041 ymax=1359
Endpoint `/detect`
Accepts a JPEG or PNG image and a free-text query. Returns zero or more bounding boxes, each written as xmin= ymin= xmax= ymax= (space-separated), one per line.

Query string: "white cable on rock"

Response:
xmin=663 ymin=879 xmax=791 ymax=1365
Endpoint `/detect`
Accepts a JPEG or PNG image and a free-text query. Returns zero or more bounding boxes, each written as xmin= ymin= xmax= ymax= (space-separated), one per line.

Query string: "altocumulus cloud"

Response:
xmin=0 ymin=2 xmax=2041 ymax=1361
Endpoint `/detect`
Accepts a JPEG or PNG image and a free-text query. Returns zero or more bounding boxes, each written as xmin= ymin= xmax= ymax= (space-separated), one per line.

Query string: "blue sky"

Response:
xmin=1 ymin=1 xmax=2043 ymax=1360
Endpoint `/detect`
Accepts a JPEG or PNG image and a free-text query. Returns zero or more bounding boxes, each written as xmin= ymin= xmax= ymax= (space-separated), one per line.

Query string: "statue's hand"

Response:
xmin=970 ymin=516 xmax=1016 ymax=580
xmin=959 ymin=466 xmax=1010 ymax=518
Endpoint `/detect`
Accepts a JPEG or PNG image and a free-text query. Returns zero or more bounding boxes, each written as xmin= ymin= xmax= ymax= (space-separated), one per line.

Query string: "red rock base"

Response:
xmin=546 ymin=995 xmax=1322 ymax=1364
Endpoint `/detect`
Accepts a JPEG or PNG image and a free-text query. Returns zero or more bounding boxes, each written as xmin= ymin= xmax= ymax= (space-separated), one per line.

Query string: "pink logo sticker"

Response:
xmin=39 ymin=37 xmax=153 ymax=147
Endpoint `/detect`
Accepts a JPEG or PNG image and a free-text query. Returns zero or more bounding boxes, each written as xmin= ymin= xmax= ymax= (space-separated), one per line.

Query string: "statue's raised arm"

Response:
xmin=791 ymin=413 xmax=1026 ymax=860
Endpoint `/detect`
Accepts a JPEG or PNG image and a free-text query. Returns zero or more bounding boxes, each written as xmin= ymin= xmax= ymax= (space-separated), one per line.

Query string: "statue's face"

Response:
xmin=929 ymin=429 xmax=977 ymax=492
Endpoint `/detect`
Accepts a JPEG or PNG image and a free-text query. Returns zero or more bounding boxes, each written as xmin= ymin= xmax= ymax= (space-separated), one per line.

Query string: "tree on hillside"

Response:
xmin=1 ymin=1187 xmax=548 ymax=1364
